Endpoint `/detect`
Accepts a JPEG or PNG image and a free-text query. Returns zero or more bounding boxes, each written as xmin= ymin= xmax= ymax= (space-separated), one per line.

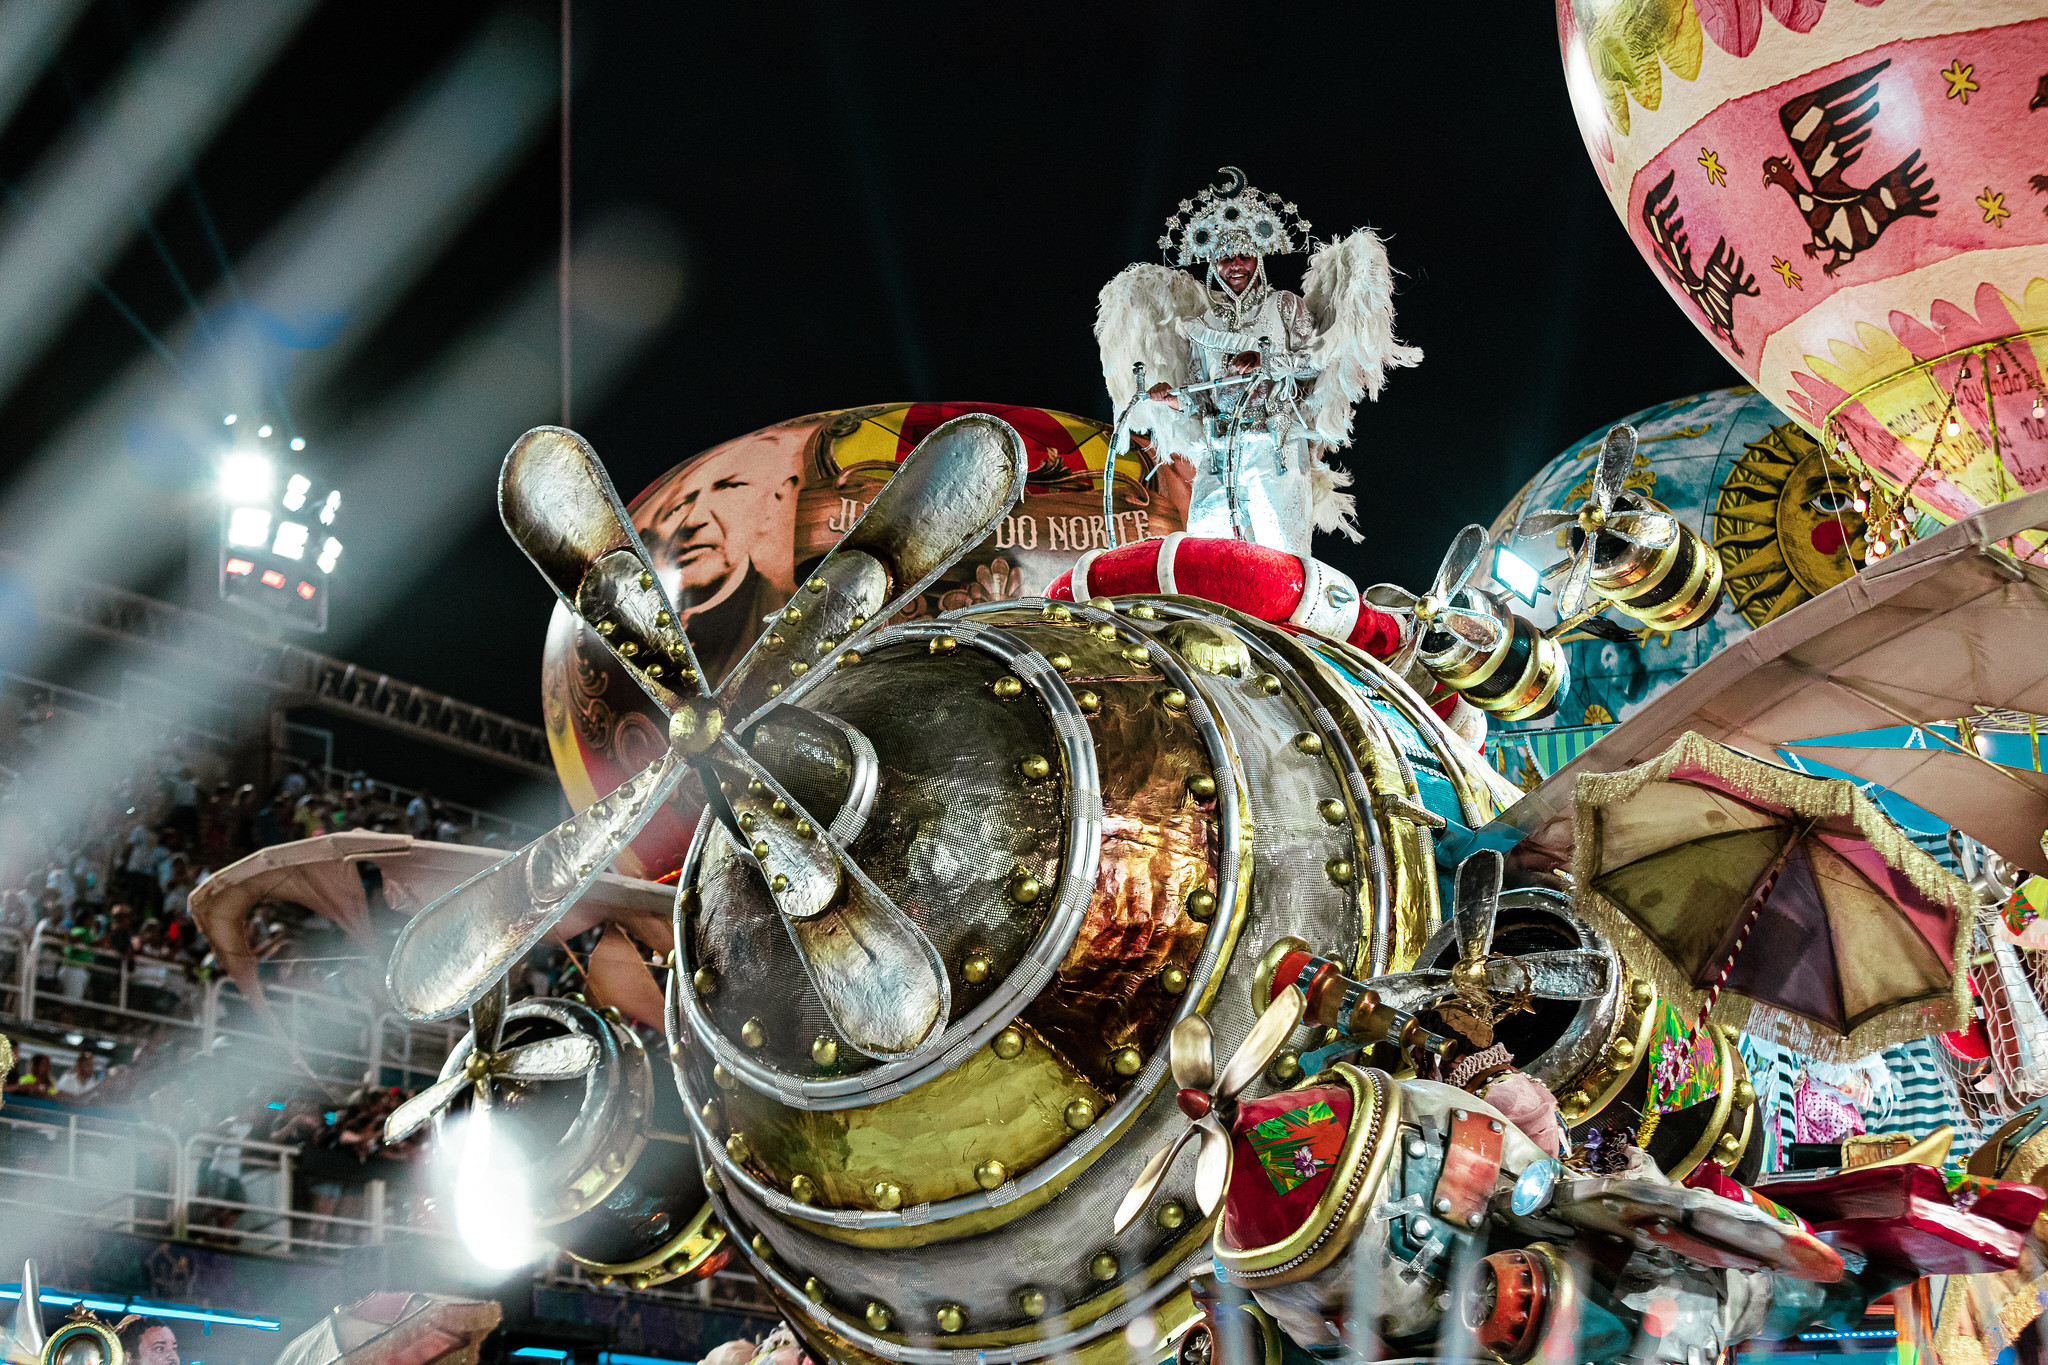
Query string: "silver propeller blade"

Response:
xmin=8 ymin=1258 xmax=47 ymax=1364
xmin=471 ymin=976 xmax=508 ymax=1057
xmin=1218 ymin=985 xmax=1305 ymax=1100
xmin=383 ymin=1070 xmax=472 ymax=1145
xmin=1437 ymin=605 xmax=1509 ymax=653
xmin=1454 ymin=850 xmax=1503 ymax=967
xmin=1362 ymin=582 xmax=1418 ymax=614
xmin=1193 ymin=1114 xmax=1232 ymax=1215
xmin=1171 ymin=1014 xmax=1217 ymax=1091
xmin=1554 ymin=546 xmax=1598 ymax=620
xmin=494 ymin=1032 xmax=601 ymax=1082
xmin=1605 ymin=508 xmax=1678 ymax=550
xmin=1432 ymin=525 xmax=1488 ymax=601
xmin=1595 ymin=425 xmax=1635 ymax=512
xmin=385 ymin=751 xmax=688 ymax=1020
xmin=1514 ymin=509 xmax=1577 ymax=540
xmin=1114 ymin=1122 xmax=1200 ymax=1234
xmin=1371 ymin=951 xmax=1614 ymax=1013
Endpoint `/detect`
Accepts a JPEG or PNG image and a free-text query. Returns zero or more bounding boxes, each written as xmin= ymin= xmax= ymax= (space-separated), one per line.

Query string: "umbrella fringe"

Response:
xmin=1569 ymin=731 xmax=1975 ymax=1065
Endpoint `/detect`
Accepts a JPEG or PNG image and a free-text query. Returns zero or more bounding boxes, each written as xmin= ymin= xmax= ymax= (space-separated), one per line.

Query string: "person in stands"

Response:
xmin=54 ymin=1050 xmax=101 ymax=1101
xmin=5 ymin=1051 xmax=56 ymax=1098
xmin=117 ymin=1317 xmax=180 ymax=1365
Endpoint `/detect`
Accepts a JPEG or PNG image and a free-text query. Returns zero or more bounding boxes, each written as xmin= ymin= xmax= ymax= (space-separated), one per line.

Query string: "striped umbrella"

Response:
xmin=1567 ymin=731 xmax=1974 ymax=1061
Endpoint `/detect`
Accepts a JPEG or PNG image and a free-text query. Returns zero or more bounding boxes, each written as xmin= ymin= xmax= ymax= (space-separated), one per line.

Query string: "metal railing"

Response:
xmin=295 ymin=764 xmax=546 ymax=844
xmin=9 ymin=557 xmax=554 ymax=778
xmin=2 ymin=924 xmax=461 ymax=1090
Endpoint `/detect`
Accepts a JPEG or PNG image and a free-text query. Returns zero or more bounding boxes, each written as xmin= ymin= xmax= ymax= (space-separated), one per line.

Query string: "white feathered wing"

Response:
xmin=1096 ymin=264 xmax=1208 ymax=461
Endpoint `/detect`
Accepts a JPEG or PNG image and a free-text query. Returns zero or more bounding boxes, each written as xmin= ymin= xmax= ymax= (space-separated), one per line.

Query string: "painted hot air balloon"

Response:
xmin=1557 ymin=0 xmax=2048 ymax=563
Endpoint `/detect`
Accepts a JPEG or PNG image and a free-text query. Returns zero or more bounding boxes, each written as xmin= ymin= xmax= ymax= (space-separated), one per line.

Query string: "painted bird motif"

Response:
xmin=1762 ymin=59 xmax=1937 ymax=275
xmin=1641 ymin=169 xmax=1760 ymax=354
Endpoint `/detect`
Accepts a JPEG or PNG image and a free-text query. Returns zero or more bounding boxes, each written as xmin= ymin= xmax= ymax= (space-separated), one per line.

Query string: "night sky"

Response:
xmin=0 ymin=1 xmax=1737 ymax=731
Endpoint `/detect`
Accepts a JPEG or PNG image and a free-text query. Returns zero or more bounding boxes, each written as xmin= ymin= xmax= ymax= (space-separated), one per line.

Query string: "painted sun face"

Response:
xmin=1712 ymin=422 xmax=1867 ymax=627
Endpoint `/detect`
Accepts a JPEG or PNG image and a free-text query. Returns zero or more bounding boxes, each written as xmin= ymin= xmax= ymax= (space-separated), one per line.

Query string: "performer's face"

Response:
xmin=642 ymin=446 xmax=800 ymax=595
xmin=1215 ymin=254 xmax=1257 ymax=293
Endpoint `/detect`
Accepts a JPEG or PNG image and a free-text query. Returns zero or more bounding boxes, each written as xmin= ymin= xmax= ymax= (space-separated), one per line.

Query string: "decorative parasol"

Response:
xmin=1568 ymin=731 xmax=1973 ymax=1061
xmin=271 ymin=1293 xmax=500 ymax=1365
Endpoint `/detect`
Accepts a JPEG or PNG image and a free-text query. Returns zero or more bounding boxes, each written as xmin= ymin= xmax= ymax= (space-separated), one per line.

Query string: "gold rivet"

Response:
xmin=678 ymin=668 xmax=698 ymax=685
xmin=993 ymin=675 xmax=1024 ymax=699
xmin=807 ymin=577 xmax=827 ymax=593
xmin=1609 ymin=1036 xmax=1636 ymax=1062
xmin=1019 ymin=754 xmax=1051 ymax=780
xmin=1293 ymin=732 xmax=1324 ymax=756
xmin=1089 ymin=1251 xmax=1119 ymax=1282
xmin=1186 ymin=887 xmax=1217 ymax=920
xmin=930 ymin=634 xmax=957 ymax=654
xmin=838 ymin=650 xmax=861 ymax=667
xmin=1326 ymin=859 xmax=1355 ymax=885
xmin=596 ymin=620 xmax=616 ymax=636
xmin=1130 ymin=604 xmax=1159 ymax=620
xmin=1256 ymin=673 xmax=1282 ymax=696
xmin=962 ymin=951 xmax=992 ymax=985
xmin=704 ymin=1166 xmax=722 ymax=1193
xmin=645 ymin=663 xmax=664 ymax=678
xmin=849 ymin=614 xmax=867 ymax=629
xmin=591 ymin=1274 xmax=613 ymax=1289
xmin=804 ymin=1276 xmax=826 ymax=1304
xmin=816 ymin=637 xmax=836 ymax=655
xmin=813 ymin=1035 xmax=839 ymax=1067
xmin=770 ymin=797 xmax=790 ymax=817
xmin=1185 ymin=773 xmax=1217 ymax=799
xmin=638 ymin=571 xmax=654 ymax=589
xmin=750 ymin=1232 xmax=773 ymax=1260
xmin=740 ymin=1017 xmax=766 ymax=1048
xmin=1160 ymin=688 xmax=1187 ymax=711
xmin=1629 ymin=979 xmax=1654 ymax=1010
xmin=699 ymin=1097 xmax=720 ymax=1127
xmin=618 ymin=640 xmax=640 ymax=657
xmin=1075 ymin=690 xmax=1101 ymax=714
xmin=769 ymin=873 xmax=789 ymax=892
xmin=1268 ymin=1050 xmax=1303 ymax=1085
xmin=1733 ymin=1080 xmax=1756 ymax=1108
xmin=974 ymin=1158 xmax=1009 ymax=1190
xmin=1716 ymin=1132 xmax=1743 ymax=1157
xmin=627 ymin=1272 xmax=652 ymax=1290
xmin=751 ymin=839 xmax=770 ymax=858
xmin=1064 ymin=1098 xmax=1095 ymax=1131
xmin=747 ymin=778 xmax=767 ymax=795
xmin=795 ymin=820 xmax=814 ymax=838
xmin=865 ymin=1303 xmax=892 ymax=1333
xmin=1160 ymin=965 xmax=1189 ymax=994
xmin=765 ymin=633 xmax=784 ymax=647
xmin=1018 ymin=1288 xmax=1048 ymax=1316
xmin=1043 ymin=603 xmax=1072 ymax=623
xmin=1110 ymin=1045 xmax=1142 ymax=1077
xmin=790 ymin=1174 xmax=817 ymax=1204
xmin=782 ymin=606 xmax=803 ymax=624
xmin=1317 ymin=798 xmax=1345 ymax=825
xmin=1122 ymin=645 xmax=1152 ymax=668
xmin=1050 ymin=653 xmax=1073 ymax=672
xmin=738 ymin=810 xmax=758 ymax=831
xmin=1094 ymin=622 xmax=1119 ymax=640
xmin=1008 ymin=872 xmax=1042 ymax=905
xmin=935 ymin=1305 xmax=965 ymax=1335
xmin=992 ymin=1026 xmax=1025 ymax=1060
xmin=873 ymin=1180 xmax=904 ymax=1210
xmin=712 ymin=1063 xmax=736 ymax=1091
xmin=655 ymin=610 xmax=672 ymax=626
xmin=1561 ymin=1090 xmax=1588 ymax=1115
xmin=726 ymin=1132 xmax=751 ymax=1163
xmin=1157 ymin=1200 xmax=1187 ymax=1230
xmin=677 ymin=887 xmax=700 ymax=915
xmin=790 ymin=660 xmax=808 ymax=676
xmin=693 ymin=967 xmax=717 ymax=996
xmin=766 ymin=682 xmax=783 ymax=697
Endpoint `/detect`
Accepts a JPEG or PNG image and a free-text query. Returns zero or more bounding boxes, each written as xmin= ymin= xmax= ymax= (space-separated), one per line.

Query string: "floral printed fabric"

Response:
xmin=1248 ymin=1099 xmax=1343 ymax=1194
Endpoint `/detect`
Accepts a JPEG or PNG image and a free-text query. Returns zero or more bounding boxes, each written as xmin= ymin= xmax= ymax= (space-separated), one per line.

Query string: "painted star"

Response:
xmin=1978 ymin=186 xmax=2011 ymax=227
xmin=1941 ymin=58 xmax=1979 ymax=104
xmin=1697 ymin=148 xmax=1727 ymax=187
xmin=1771 ymin=256 xmax=1803 ymax=289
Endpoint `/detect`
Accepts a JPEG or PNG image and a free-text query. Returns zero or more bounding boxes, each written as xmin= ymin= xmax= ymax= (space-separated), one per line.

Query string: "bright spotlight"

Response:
xmin=453 ymin=1108 xmax=538 ymax=1270
xmin=272 ymin=521 xmax=309 ymax=560
xmin=218 ymin=453 xmax=275 ymax=504
xmin=223 ymin=413 xmax=237 ymax=425
xmin=226 ymin=507 xmax=272 ymax=548
xmin=319 ymin=489 xmax=341 ymax=525
xmin=289 ymin=437 xmax=306 ymax=451
xmin=282 ymin=473 xmax=311 ymax=511
xmin=257 ymin=424 xmax=273 ymax=438
xmin=316 ymin=537 xmax=342 ymax=574
xmin=1493 ymin=545 xmax=1542 ymax=607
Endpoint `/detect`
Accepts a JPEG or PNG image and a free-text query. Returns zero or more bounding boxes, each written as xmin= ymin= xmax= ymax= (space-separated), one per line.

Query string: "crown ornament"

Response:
xmin=1159 ymin=166 xmax=1313 ymax=265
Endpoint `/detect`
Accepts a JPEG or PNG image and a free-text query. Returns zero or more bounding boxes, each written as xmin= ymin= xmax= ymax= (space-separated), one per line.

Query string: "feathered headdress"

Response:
xmin=1160 ymin=167 xmax=1312 ymax=265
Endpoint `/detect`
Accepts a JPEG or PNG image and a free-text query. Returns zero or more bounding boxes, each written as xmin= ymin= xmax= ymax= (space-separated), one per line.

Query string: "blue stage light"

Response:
xmin=0 ymin=1286 xmax=279 ymax=1331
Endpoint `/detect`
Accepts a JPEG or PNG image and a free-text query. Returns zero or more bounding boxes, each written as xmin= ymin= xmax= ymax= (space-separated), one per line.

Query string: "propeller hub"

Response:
xmin=1176 ymin=1087 xmax=1213 ymax=1120
xmin=668 ymin=699 xmax=725 ymax=756
xmin=1578 ymin=506 xmax=1605 ymax=534
xmin=464 ymin=1052 xmax=492 ymax=1081
xmin=1415 ymin=594 xmax=1441 ymax=622
xmin=1450 ymin=958 xmax=1492 ymax=991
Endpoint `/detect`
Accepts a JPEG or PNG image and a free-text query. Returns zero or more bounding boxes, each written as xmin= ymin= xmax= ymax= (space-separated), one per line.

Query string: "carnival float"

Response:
xmin=87 ymin=4 xmax=2048 ymax=1365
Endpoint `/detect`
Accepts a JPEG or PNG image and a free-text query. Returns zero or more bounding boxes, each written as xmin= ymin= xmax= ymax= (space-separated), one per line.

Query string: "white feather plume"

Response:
xmin=1299 ymin=227 xmax=1422 ymax=446
xmin=1095 ymin=264 xmax=1208 ymax=457
xmin=1310 ymin=456 xmax=1362 ymax=543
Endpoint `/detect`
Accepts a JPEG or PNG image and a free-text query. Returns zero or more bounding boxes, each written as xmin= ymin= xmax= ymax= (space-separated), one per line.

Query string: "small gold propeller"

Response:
xmin=382 ymin=977 xmax=599 ymax=1145
xmin=1513 ymin=424 xmax=1678 ymax=619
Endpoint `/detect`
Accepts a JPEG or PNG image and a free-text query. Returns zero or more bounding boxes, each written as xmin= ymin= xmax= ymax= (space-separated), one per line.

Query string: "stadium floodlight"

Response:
xmin=316 ymin=536 xmax=342 ymax=574
xmin=272 ymin=521 xmax=309 ymax=560
xmin=1493 ymin=544 xmax=1542 ymax=607
xmin=219 ymin=453 xmax=274 ymax=504
xmin=282 ymin=473 xmax=310 ymax=510
xmin=226 ymin=507 xmax=272 ymax=548
xmin=319 ymin=489 xmax=341 ymax=525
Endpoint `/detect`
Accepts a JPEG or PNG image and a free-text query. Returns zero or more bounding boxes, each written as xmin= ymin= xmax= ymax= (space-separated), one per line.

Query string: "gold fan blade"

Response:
xmin=1113 ymin=1122 xmax=1199 ymax=1234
